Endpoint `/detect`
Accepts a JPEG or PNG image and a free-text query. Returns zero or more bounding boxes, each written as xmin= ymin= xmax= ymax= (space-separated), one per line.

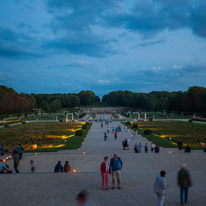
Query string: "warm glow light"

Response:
xmin=82 ymin=152 xmax=86 ymax=155
xmin=168 ymin=151 xmax=172 ymax=154
xmin=2 ymin=159 xmax=5 ymax=162
xmin=73 ymin=169 xmax=76 ymax=173
xmin=35 ymin=152 xmax=38 ymax=155
xmin=32 ymin=144 xmax=37 ymax=149
xmin=8 ymin=156 xmax=12 ymax=158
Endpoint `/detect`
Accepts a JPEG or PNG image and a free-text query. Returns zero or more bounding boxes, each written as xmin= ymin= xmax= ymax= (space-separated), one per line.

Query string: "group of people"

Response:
xmin=54 ymin=160 xmax=71 ymax=173
xmin=154 ymin=164 xmax=192 ymax=206
xmin=100 ymin=153 xmax=123 ymax=190
xmin=177 ymin=140 xmax=192 ymax=153
xmin=134 ymin=142 xmax=160 ymax=153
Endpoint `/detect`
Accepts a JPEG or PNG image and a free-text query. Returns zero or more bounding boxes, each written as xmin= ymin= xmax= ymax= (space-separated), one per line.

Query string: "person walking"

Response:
xmin=100 ymin=156 xmax=110 ymax=190
xmin=114 ymin=131 xmax=117 ymax=140
xmin=177 ymin=164 xmax=192 ymax=205
xmin=109 ymin=153 xmax=123 ymax=189
xmin=13 ymin=151 xmax=20 ymax=173
xmin=153 ymin=170 xmax=168 ymax=206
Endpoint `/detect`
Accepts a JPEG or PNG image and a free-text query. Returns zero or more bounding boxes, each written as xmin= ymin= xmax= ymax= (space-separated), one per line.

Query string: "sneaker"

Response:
xmin=105 ymin=188 xmax=109 ymax=190
xmin=118 ymin=186 xmax=121 ymax=189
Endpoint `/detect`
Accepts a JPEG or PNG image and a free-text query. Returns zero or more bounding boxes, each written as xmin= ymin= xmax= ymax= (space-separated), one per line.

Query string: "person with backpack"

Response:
xmin=109 ymin=153 xmax=123 ymax=189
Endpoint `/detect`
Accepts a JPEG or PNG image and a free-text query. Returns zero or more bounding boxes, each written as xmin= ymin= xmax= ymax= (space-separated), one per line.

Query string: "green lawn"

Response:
xmin=125 ymin=121 xmax=206 ymax=149
xmin=0 ymin=122 xmax=91 ymax=152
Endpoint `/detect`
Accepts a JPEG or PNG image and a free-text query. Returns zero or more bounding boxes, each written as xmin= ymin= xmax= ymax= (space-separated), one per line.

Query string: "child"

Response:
xmin=30 ymin=160 xmax=35 ymax=173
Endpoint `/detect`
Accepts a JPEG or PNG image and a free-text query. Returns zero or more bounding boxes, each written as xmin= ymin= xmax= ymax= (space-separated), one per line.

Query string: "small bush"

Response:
xmin=4 ymin=124 xmax=9 ymax=128
xmin=75 ymin=130 xmax=83 ymax=136
xmin=86 ymin=122 xmax=89 ymax=125
xmin=82 ymin=125 xmax=87 ymax=129
xmin=188 ymin=119 xmax=193 ymax=123
xmin=22 ymin=121 xmax=26 ymax=124
xmin=125 ymin=121 xmax=130 ymax=125
xmin=144 ymin=129 xmax=152 ymax=135
xmin=133 ymin=124 xmax=138 ymax=128
xmin=149 ymin=118 xmax=153 ymax=121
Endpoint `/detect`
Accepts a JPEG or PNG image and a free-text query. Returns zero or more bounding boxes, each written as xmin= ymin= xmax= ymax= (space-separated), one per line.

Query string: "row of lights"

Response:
xmin=1 ymin=155 xmax=12 ymax=162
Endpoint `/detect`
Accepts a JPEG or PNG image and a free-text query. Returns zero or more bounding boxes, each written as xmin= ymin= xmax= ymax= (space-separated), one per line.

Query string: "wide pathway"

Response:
xmin=0 ymin=115 xmax=206 ymax=206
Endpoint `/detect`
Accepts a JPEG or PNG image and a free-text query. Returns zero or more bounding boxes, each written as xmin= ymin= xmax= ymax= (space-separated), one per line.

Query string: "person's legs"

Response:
xmin=185 ymin=188 xmax=189 ymax=203
xmin=157 ymin=194 xmax=164 ymax=206
xmin=180 ymin=187 xmax=184 ymax=204
xmin=105 ymin=173 xmax=109 ymax=189
xmin=117 ymin=171 xmax=121 ymax=189
xmin=112 ymin=172 xmax=115 ymax=189
xmin=102 ymin=173 xmax=105 ymax=189
xmin=14 ymin=164 xmax=19 ymax=173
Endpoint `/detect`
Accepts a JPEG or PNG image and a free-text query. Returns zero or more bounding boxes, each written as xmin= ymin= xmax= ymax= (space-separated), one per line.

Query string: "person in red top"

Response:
xmin=100 ymin=156 xmax=110 ymax=190
xmin=114 ymin=131 xmax=117 ymax=140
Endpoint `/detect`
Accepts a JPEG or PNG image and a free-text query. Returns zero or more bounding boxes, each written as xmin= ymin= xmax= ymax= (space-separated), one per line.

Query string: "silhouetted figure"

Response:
xmin=184 ymin=145 xmax=191 ymax=153
xmin=54 ymin=161 xmax=63 ymax=172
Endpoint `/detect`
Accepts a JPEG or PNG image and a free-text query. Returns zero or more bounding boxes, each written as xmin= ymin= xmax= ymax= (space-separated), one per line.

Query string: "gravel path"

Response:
xmin=0 ymin=114 xmax=206 ymax=206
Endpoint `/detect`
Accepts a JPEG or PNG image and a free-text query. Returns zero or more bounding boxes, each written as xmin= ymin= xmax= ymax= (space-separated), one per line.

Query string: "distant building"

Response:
xmin=80 ymin=107 xmax=124 ymax=114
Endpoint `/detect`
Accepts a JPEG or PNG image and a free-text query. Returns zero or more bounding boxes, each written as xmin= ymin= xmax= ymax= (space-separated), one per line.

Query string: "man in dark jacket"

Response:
xmin=177 ymin=164 xmax=192 ymax=205
xmin=54 ymin=161 xmax=63 ymax=172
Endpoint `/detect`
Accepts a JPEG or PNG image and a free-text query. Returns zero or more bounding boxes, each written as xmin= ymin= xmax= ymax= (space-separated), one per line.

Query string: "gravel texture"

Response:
xmin=0 ymin=114 xmax=206 ymax=206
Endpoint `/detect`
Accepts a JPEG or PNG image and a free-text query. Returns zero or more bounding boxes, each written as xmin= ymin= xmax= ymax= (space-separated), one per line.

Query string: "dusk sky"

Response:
xmin=0 ymin=0 xmax=206 ymax=97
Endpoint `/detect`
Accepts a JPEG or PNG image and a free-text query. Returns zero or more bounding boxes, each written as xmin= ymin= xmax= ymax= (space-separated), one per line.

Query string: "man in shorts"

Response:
xmin=109 ymin=153 xmax=123 ymax=189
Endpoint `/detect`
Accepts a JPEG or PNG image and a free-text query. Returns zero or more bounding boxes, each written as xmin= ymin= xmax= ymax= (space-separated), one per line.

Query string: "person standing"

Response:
xmin=1 ymin=145 xmax=5 ymax=156
xmin=100 ymin=156 xmax=110 ymax=190
xmin=177 ymin=164 xmax=192 ymax=205
xmin=114 ymin=131 xmax=117 ymax=140
xmin=18 ymin=143 xmax=24 ymax=160
xmin=177 ymin=140 xmax=183 ymax=152
xmin=138 ymin=142 xmax=142 ymax=153
xmin=109 ymin=153 xmax=123 ymax=189
xmin=30 ymin=160 xmax=36 ymax=173
xmin=144 ymin=143 xmax=148 ymax=153
xmin=104 ymin=132 xmax=107 ymax=141
xmin=13 ymin=151 xmax=20 ymax=173
xmin=153 ymin=170 xmax=168 ymax=206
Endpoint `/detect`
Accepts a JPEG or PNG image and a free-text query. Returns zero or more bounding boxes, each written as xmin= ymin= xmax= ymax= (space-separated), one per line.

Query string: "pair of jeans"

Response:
xmin=180 ymin=187 xmax=188 ymax=203
xmin=101 ymin=173 xmax=109 ymax=189
xmin=157 ymin=194 xmax=165 ymax=206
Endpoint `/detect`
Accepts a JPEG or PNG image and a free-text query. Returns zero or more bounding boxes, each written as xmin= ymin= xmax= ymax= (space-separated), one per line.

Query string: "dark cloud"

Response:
xmin=0 ymin=27 xmax=43 ymax=59
xmin=105 ymin=0 xmax=206 ymax=39
xmin=43 ymin=33 xmax=116 ymax=57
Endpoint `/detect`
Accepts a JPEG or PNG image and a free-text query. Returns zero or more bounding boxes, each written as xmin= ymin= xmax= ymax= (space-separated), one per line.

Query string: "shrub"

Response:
xmin=125 ymin=121 xmax=130 ymax=125
xmin=82 ymin=125 xmax=87 ymax=129
xmin=188 ymin=119 xmax=193 ymax=123
xmin=4 ymin=124 xmax=9 ymax=128
xmin=86 ymin=122 xmax=89 ymax=125
xmin=133 ymin=124 xmax=138 ymax=128
xmin=22 ymin=121 xmax=26 ymax=124
xmin=75 ymin=130 xmax=83 ymax=136
xmin=144 ymin=129 xmax=152 ymax=135
xmin=149 ymin=118 xmax=153 ymax=121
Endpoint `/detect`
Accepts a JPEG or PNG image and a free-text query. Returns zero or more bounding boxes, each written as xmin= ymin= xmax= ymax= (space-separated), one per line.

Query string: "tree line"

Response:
xmin=0 ymin=86 xmax=36 ymax=115
xmin=1 ymin=85 xmax=206 ymax=115
xmin=102 ymin=86 xmax=206 ymax=114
